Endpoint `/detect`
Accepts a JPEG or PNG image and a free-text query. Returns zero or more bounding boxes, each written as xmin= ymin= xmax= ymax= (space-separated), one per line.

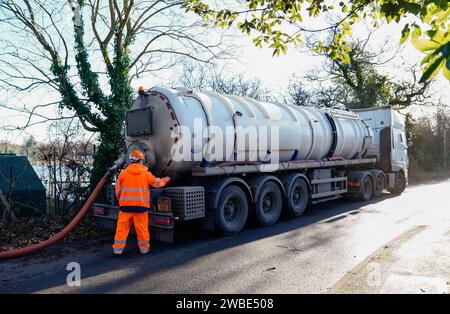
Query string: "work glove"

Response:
xmin=165 ymin=176 xmax=171 ymax=183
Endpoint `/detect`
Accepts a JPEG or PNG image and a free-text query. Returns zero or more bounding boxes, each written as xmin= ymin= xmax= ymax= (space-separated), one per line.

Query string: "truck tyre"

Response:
xmin=215 ymin=185 xmax=249 ymax=235
xmin=286 ymin=178 xmax=309 ymax=217
xmin=360 ymin=175 xmax=373 ymax=201
xmin=254 ymin=181 xmax=282 ymax=226
xmin=373 ymin=173 xmax=385 ymax=197
xmin=388 ymin=172 xmax=406 ymax=195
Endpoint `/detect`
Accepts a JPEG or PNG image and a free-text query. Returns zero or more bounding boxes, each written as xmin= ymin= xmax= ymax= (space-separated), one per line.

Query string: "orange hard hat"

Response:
xmin=130 ymin=150 xmax=145 ymax=161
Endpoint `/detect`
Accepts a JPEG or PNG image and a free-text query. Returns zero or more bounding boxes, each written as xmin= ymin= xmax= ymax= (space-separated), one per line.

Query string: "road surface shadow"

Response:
xmin=2 ymin=192 xmax=398 ymax=293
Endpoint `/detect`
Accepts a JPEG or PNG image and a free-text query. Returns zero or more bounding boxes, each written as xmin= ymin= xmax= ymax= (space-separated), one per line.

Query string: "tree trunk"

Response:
xmin=89 ymin=116 xmax=126 ymax=198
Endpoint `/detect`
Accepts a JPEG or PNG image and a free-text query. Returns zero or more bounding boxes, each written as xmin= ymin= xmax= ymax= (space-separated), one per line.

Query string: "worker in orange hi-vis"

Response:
xmin=113 ymin=150 xmax=170 ymax=255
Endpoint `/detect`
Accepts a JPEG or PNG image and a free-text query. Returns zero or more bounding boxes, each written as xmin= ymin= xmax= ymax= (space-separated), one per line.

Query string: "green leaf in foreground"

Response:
xmin=412 ymin=38 xmax=442 ymax=52
xmin=400 ymin=24 xmax=410 ymax=44
xmin=419 ymin=55 xmax=445 ymax=83
xmin=443 ymin=57 xmax=450 ymax=80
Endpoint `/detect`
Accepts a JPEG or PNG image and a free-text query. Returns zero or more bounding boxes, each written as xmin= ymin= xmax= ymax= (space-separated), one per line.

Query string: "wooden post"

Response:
xmin=0 ymin=188 xmax=17 ymax=224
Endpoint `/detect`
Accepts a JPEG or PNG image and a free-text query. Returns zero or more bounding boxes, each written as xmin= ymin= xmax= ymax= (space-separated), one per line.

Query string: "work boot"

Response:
xmin=113 ymin=247 xmax=124 ymax=256
xmin=140 ymin=247 xmax=150 ymax=254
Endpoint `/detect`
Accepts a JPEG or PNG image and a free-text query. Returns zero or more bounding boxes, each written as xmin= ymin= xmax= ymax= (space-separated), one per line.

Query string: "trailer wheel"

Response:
xmin=373 ymin=173 xmax=385 ymax=197
xmin=215 ymin=185 xmax=249 ymax=235
xmin=254 ymin=181 xmax=282 ymax=226
xmin=286 ymin=178 xmax=309 ymax=217
xmin=388 ymin=172 xmax=406 ymax=195
xmin=360 ymin=175 xmax=373 ymax=201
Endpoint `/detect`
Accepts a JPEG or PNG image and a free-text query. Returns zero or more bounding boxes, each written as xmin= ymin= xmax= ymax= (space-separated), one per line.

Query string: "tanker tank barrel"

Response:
xmin=123 ymin=87 xmax=373 ymax=177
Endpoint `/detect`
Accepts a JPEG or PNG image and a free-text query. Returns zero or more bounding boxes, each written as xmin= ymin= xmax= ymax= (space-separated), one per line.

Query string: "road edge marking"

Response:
xmin=327 ymin=224 xmax=427 ymax=294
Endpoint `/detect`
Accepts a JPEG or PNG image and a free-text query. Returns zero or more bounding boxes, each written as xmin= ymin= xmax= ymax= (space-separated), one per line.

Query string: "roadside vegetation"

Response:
xmin=406 ymin=109 xmax=450 ymax=183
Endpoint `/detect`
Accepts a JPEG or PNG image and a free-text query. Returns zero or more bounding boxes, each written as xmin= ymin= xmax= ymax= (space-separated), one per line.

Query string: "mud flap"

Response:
xmin=151 ymin=227 xmax=174 ymax=243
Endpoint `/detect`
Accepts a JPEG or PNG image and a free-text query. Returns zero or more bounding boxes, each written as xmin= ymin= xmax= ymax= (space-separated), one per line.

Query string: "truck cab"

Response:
xmin=355 ymin=107 xmax=408 ymax=193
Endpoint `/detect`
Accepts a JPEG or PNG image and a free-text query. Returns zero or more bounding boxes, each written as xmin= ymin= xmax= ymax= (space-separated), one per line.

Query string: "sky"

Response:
xmin=0 ymin=3 xmax=449 ymax=146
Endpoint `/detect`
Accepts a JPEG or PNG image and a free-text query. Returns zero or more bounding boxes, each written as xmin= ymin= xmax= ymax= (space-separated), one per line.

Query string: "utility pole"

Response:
xmin=444 ymin=126 xmax=448 ymax=170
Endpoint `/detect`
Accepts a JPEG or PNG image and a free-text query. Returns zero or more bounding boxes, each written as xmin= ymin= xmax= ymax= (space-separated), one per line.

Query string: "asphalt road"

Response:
xmin=1 ymin=179 xmax=449 ymax=293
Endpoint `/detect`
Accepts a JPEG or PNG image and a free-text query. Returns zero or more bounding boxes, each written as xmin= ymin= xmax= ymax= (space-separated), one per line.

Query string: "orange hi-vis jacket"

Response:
xmin=115 ymin=163 xmax=169 ymax=212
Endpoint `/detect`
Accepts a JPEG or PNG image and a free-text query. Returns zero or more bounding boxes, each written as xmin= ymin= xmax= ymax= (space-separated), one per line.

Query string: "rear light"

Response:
xmin=162 ymin=218 xmax=171 ymax=225
xmin=348 ymin=179 xmax=360 ymax=188
xmin=151 ymin=215 xmax=172 ymax=226
xmin=93 ymin=206 xmax=105 ymax=215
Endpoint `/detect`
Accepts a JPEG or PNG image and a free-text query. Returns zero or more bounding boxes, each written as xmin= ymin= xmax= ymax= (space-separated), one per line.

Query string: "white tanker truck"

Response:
xmin=93 ymin=87 xmax=408 ymax=242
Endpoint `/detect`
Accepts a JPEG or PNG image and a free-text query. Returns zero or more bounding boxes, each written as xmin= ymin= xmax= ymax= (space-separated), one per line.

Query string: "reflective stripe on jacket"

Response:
xmin=115 ymin=163 xmax=169 ymax=213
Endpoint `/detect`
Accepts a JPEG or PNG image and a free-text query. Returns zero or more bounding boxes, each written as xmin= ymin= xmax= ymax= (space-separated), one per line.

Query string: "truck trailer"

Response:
xmin=93 ymin=87 xmax=408 ymax=242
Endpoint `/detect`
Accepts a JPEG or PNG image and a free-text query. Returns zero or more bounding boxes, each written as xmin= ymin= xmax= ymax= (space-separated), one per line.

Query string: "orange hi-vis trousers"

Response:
xmin=113 ymin=211 xmax=150 ymax=254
